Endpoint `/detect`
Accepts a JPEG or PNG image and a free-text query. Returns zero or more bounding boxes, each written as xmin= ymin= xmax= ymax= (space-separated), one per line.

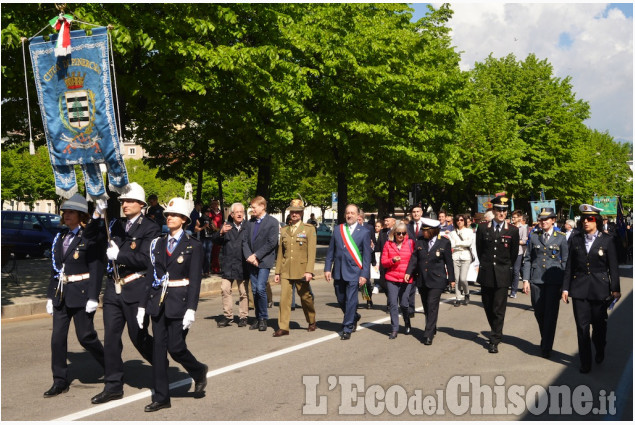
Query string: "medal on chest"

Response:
xmin=177 ymin=255 xmax=184 ymax=264
xmin=598 ymin=247 xmax=604 ymax=257
xmin=73 ymin=250 xmax=79 ymax=260
xmin=130 ymin=239 xmax=137 ymax=250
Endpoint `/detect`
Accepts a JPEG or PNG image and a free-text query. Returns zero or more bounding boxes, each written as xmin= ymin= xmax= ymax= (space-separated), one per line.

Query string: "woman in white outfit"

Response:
xmin=448 ymin=214 xmax=474 ymax=306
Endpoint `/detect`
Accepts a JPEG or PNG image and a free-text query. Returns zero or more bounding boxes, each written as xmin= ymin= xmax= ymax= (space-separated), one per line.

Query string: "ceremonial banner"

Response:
xmin=529 ymin=200 xmax=556 ymax=223
xmin=29 ymin=27 xmax=128 ymax=200
xmin=476 ymin=195 xmax=494 ymax=213
xmin=593 ymin=196 xmax=618 ymax=216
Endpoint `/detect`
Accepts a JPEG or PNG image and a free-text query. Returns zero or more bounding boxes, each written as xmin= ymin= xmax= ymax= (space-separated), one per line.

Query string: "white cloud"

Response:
xmin=446 ymin=3 xmax=633 ymax=142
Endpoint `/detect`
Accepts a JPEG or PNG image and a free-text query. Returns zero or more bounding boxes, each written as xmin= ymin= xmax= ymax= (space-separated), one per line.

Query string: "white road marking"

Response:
xmin=53 ymin=309 xmax=418 ymax=421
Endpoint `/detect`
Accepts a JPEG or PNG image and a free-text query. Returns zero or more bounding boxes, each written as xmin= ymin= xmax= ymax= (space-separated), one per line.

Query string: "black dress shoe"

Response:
xmin=595 ymin=351 xmax=605 ymax=364
xmin=341 ymin=332 xmax=351 ymax=340
xmin=453 ymin=300 xmax=460 ymax=307
xmin=91 ymin=390 xmax=124 ymax=404
xmin=43 ymin=384 xmax=69 ymax=398
xmin=541 ymin=349 xmax=551 ymax=359
xmin=352 ymin=313 xmax=361 ymax=332
xmin=249 ymin=320 xmax=259 ymax=330
xmin=238 ymin=317 xmax=248 ymax=327
xmin=389 ymin=331 xmax=398 ymax=340
xmin=579 ymin=365 xmax=591 ymax=374
xmin=404 ymin=326 xmax=411 ymax=335
xmin=423 ymin=337 xmax=433 ymax=345
xmin=144 ymin=401 xmax=171 ymax=412
xmin=258 ymin=319 xmax=267 ymax=331
xmin=194 ymin=364 xmax=208 ymax=393
xmin=217 ymin=317 xmax=232 ymax=328
xmin=488 ymin=343 xmax=499 ymax=354
xmin=462 ymin=296 xmax=469 ymax=306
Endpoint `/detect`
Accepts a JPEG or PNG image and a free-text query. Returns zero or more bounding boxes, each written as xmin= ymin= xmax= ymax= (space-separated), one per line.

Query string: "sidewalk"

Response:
xmin=1 ymin=248 xmax=329 ymax=320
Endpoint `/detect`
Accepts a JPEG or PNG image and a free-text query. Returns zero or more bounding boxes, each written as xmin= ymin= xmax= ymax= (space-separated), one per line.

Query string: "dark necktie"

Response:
xmin=495 ymin=224 xmax=500 ymax=237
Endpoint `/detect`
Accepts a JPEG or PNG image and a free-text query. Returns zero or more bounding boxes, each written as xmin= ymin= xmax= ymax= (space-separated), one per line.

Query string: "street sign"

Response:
xmin=331 ymin=192 xmax=338 ymax=211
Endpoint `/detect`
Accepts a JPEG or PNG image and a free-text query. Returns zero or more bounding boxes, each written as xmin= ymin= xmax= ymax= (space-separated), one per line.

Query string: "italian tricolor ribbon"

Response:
xmin=49 ymin=14 xmax=74 ymax=57
xmin=340 ymin=224 xmax=363 ymax=269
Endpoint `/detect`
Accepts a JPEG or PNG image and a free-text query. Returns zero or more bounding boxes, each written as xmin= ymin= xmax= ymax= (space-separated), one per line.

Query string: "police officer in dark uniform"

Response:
xmin=563 ymin=204 xmax=621 ymax=373
xmin=404 ymin=218 xmax=455 ymax=345
xmin=141 ymin=198 xmax=208 ymax=412
xmin=475 ymin=196 xmax=519 ymax=353
xmin=86 ymin=182 xmax=160 ymax=404
xmin=44 ymin=194 xmax=105 ymax=397
xmin=522 ymin=207 xmax=569 ymax=358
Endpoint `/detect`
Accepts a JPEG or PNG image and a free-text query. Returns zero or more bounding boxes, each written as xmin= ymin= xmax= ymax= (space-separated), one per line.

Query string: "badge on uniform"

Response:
xmin=130 ymin=241 xmax=137 ymax=250
xmin=436 ymin=250 xmax=440 ymax=257
xmin=177 ymin=255 xmax=184 ymax=263
xmin=598 ymin=247 xmax=604 ymax=257
xmin=73 ymin=251 xmax=79 ymax=260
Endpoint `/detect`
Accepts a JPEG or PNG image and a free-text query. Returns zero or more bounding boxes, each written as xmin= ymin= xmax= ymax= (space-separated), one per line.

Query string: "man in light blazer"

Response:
xmin=324 ymin=204 xmax=372 ymax=340
xmin=243 ymin=196 xmax=280 ymax=332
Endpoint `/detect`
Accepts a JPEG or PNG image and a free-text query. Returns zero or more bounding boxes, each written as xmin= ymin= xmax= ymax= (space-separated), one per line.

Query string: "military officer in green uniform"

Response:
xmin=273 ymin=199 xmax=317 ymax=336
xmin=522 ymin=207 xmax=569 ymax=358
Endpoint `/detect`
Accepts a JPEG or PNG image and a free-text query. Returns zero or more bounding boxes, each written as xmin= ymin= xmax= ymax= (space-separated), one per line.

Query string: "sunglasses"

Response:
xmin=583 ymin=216 xmax=597 ymax=222
xmin=457 ymin=218 xmax=464 ymax=221
xmin=395 ymin=232 xmax=407 ymax=236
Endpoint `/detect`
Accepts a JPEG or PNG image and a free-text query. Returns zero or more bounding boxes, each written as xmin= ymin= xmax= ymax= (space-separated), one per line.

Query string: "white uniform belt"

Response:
xmin=63 ymin=273 xmax=90 ymax=283
xmin=121 ymin=272 xmax=144 ymax=285
xmin=167 ymin=279 xmax=189 ymax=287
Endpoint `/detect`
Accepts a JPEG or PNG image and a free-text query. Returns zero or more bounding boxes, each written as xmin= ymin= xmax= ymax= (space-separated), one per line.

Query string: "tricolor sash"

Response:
xmin=340 ymin=224 xmax=363 ymax=269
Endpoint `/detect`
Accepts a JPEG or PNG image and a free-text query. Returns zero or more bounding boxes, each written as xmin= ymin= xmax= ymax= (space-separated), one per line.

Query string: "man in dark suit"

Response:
xmin=522 ymin=207 xmax=569 ymax=358
xmin=406 ymin=205 xmax=425 ymax=316
xmin=475 ymin=195 xmax=519 ymax=353
xmin=374 ymin=215 xmax=396 ymax=304
xmin=405 ymin=218 xmax=455 ymax=345
xmin=242 ymin=196 xmax=280 ymax=332
xmin=325 ymin=204 xmax=372 ymax=340
xmin=86 ymin=182 xmax=160 ymax=404
xmin=563 ymin=204 xmax=621 ymax=373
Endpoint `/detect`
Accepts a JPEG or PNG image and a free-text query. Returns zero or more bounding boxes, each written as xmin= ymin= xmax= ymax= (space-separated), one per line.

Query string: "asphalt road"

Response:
xmin=1 ymin=269 xmax=632 ymax=421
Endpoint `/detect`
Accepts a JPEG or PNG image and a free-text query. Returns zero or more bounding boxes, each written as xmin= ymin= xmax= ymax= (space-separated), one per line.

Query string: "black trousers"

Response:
xmin=102 ymin=293 xmax=153 ymax=392
xmin=151 ymin=309 xmax=206 ymax=403
xmin=51 ymin=305 xmax=104 ymax=386
xmin=419 ymin=286 xmax=443 ymax=339
xmin=530 ymin=283 xmax=561 ymax=353
xmin=481 ymin=286 xmax=508 ymax=345
xmin=572 ymin=298 xmax=608 ymax=370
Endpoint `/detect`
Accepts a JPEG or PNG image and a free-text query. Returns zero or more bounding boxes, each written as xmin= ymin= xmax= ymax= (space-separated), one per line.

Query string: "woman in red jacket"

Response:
xmin=381 ymin=223 xmax=415 ymax=339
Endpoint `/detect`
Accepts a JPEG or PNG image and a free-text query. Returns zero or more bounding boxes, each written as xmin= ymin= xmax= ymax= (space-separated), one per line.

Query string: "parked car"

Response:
xmin=1 ymin=211 xmax=64 ymax=257
xmin=316 ymin=222 xmax=333 ymax=245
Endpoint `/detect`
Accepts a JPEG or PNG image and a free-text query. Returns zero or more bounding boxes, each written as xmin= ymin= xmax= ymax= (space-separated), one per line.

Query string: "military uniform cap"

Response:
xmin=538 ymin=207 xmax=557 ymax=219
xmin=421 ymin=218 xmax=440 ymax=229
xmin=490 ymin=195 xmax=511 ymax=209
xmin=287 ymin=199 xmax=305 ymax=212
xmin=60 ymin=193 xmax=88 ymax=214
xmin=579 ymin=204 xmax=603 ymax=215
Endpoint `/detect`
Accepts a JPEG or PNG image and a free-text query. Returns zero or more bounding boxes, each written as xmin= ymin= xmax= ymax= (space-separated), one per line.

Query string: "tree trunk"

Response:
xmin=256 ymin=155 xmax=272 ymax=204
xmin=217 ymin=174 xmax=225 ymax=220
xmin=195 ymin=154 xmax=204 ymax=203
xmin=337 ymin=168 xmax=347 ymax=224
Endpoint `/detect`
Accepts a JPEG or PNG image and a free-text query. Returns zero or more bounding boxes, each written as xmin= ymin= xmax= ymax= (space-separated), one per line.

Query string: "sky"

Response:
xmin=410 ymin=2 xmax=633 ymax=144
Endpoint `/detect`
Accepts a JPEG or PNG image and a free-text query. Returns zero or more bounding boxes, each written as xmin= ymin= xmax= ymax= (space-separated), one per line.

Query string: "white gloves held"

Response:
xmin=107 ymin=240 xmax=120 ymax=261
xmin=183 ymin=309 xmax=196 ymax=330
xmin=46 ymin=299 xmax=54 ymax=316
xmin=136 ymin=307 xmax=146 ymax=329
xmin=86 ymin=299 xmax=99 ymax=314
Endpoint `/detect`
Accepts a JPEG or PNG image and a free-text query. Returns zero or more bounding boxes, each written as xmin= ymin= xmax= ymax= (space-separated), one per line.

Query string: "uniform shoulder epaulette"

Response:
xmin=554 ymin=231 xmax=565 ymax=236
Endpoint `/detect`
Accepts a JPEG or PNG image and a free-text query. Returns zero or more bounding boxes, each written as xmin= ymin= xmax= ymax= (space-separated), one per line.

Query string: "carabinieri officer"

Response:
xmin=141 ymin=197 xmax=208 ymax=412
xmin=44 ymin=194 xmax=105 ymax=397
xmin=562 ymin=204 xmax=621 ymax=373
xmin=522 ymin=207 xmax=568 ymax=359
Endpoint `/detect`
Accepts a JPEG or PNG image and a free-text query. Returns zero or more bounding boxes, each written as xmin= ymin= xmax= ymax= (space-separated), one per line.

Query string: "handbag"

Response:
xmin=456 ymin=230 xmax=476 ymax=263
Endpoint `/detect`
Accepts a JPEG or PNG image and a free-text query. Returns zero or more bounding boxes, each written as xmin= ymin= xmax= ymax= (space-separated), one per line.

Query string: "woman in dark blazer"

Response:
xmin=44 ymin=194 xmax=105 ymax=398
xmin=405 ymin=218 xmax=455 ymax=345
xmin=563 ymin=204 xmax=621 ymax=374
xmin=141 ymin=197 xmax=208 ymax=412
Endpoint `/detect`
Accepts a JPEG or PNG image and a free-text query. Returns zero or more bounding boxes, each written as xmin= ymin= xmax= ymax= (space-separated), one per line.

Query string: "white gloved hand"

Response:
xmin=46 ymin=299 xmax=54 ymax=316
xmin=183 ymin=309 xmax=196 ymax=330
xmin=95 ymin=199 xmax=108 ymax=216
xmin=86 ymin=299 xmax=99 ymax=314
xmin=136 ymin=307 xmax=146 ymax=329
xmin=106 ymin=240 xmax=120 ymax=261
